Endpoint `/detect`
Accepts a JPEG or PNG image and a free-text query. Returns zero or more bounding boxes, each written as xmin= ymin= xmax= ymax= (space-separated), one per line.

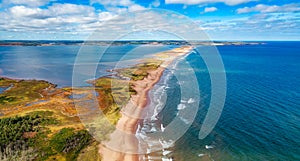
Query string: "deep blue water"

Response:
xmin=162 ymin=42 xmax=300 ymax=160
xmin=0 ymin=42 xmax=299 ymax=160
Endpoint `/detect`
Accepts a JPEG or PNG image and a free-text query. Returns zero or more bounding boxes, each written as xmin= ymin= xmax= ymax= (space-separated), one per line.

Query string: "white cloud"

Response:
xmin=237 ymin=3 xmax=300 ymax=14
xmin=90 ymin=0 xmax=133 ymax=6
xmin=198 ymin=12 xmax=300 ymax=40
xmin=98 ymin=12 xmax=116 ymax=21
xmin=90 ymin=0 xmax=146 ymax=13
xmin=1 ymin=3 xmax=115 ymax=33
xmin=204 ymin=7 xmax=218 ymax=13
xmin=9 ymin=6 xmax=46 ymax=18
xmin=8 ymin=4 xmax=97 ymax=19
xmin=49 ymin=3 xmax=95 ymax=16
xmin=1 ymin=0 xmax=51 ymax=7
xmin=128 ymin=4 xmax=146 ymax=12
xmin=150 ymin=0 xmax=161 ymax=7
xmin=165 ymin=0 xmax=255 ymax=6
xmin=0 ymin=1 xmax=299 ymax=40
xmin=74 ymin=10 xmax=213 ymax=40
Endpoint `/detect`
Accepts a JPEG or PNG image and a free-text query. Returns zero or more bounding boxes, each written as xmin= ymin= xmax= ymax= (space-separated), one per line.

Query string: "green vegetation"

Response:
xmin=0 ymin=55 xmax=167 ymax=160
xmin=0 ymin=77 xmax=55 ymax=108
xmin=115 ymin=60 xmax=162 ymax=81
xmin=92 ymin=60 xmax=162 ymax=121
xmin=0 ymin=77 xmax=16 ymax=86
xmin=0 ymin=111 xmax=58 ymax=160
xmin=0 ymin=111 xmax=92 ymax=161
xmin=94 ymin=77 xmax=133 ymax=109
xmin=91 ymin=77 xmax=133 ymax=128
xmin=0 ymin=96 xmax=16 ymax=104
xmin=77 ymin=141 xmax=102 ymax=161
xmin=50 ymin=128 xmax=92 ymax=161
xmin=0 ymin=111 xmax=58 ymax=148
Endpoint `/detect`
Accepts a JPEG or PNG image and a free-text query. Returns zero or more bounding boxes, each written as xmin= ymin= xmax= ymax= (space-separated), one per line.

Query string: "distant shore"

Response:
xmin=0 ymin=40 xmax=265 ymax=46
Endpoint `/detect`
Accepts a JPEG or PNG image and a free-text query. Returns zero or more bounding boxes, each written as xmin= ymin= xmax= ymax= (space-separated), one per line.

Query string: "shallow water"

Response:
xmin=0 ymin=87 xmax=6 ymax=94
xmin=0 ymin=45 xmax=173 ymax=87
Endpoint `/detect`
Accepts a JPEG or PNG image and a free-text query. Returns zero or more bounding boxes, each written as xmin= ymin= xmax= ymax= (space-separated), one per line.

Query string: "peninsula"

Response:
xmin=99 ymin=46 xmax=193 ymax=161
xmin=0 ymin=46 xmax=193 ymax=161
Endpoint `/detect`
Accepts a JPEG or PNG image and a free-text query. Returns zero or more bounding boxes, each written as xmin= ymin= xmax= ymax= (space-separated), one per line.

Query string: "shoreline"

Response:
xmin=0 ymin=46 xmax=194 ymax=161
xmin=99 ymin=46 xmax=194 ymax=161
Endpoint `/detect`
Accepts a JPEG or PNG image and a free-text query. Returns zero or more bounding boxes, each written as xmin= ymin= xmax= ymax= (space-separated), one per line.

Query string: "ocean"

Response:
xmin=166 ymin=42 xmax=300 ymax=160
xmin=0 ymin=42 xmax=299 ymax=160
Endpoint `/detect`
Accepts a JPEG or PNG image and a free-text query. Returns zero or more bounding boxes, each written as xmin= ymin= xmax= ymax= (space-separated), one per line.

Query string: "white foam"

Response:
xmin=205 ymin=145 xmax=214 ymax=149
xmin=148 ymin=156 xmax=163 ymax=160
xmin=147 ymin=84 xmax=168 ymax=121
xmin=187 ymin=98 xmax=195 ymax=104
xmin=198 ymin=153 xmax=205 ymax=157
xmin=162 ymin=150 xmax=172 ymax=156
xmin=179 ymin=116 xmax=190 ymax=124
xmin=162 ymin=158 xmax=173 ymax=161
xmin=137 ymin=52 xmax=192 ymax=154
xmin=161 ymin=124 xmax=165 ymax=132
xmin=178 ymin=80 xmax=185 ymax=85
xmin=159 ymin=139 xmax=175 ymax=149
xmin=150 ymin=126 xmax=157 ymax=132
xmin=177 ymin=104 xmax=186 ymax=110
xmin=180 ymin=100 xmax=187 ymax=103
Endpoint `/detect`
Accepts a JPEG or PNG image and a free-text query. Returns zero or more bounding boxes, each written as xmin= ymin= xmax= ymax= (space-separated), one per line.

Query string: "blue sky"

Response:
xmin=0 ymin=0 xmax=299 ymax=40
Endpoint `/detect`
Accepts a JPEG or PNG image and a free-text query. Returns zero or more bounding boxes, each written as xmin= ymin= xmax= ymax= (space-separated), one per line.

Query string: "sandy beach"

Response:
xmin=99 ymin=46 xmax=193 ymax=161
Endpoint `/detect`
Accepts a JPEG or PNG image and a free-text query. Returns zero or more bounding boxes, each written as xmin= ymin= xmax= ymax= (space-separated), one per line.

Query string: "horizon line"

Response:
xmin=1 ymin=39 xmax=300 ymax=42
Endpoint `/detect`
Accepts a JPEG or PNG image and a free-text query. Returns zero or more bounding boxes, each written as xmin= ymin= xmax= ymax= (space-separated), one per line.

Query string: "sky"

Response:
xmin=0 ymin=0 xmax=299 ymax=40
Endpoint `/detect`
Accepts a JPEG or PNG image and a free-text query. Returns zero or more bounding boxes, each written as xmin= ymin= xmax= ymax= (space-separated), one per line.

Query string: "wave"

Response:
xmin=177 ymin=104 xmax=186 ymax=110
xmin=136 ymin=51 xmax=193 ymax=156
xmin=187 ymin=98 xmax=195 ymax=103
xmin=144 ymin=52 xmax=191 ymax=121
xmin=177 ymin=115 xmax=191 ymax=125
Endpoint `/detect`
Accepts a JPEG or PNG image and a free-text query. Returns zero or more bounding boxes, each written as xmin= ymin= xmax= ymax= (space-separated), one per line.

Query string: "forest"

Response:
xmin=0 ymin=111 xmax=93 ymax=161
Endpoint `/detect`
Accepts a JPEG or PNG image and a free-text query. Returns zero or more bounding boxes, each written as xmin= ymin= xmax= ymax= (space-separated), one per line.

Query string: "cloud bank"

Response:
xmin=165 ymin=0 xmax=255 ymax=6
xmin=237 ymin=3 xmax=300 ymax=14
xmin=0 ymin=0 xmax=299 ymax=40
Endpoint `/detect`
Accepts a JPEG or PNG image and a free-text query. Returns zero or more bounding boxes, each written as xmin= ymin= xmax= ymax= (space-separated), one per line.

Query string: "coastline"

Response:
xmin=99 ymin=46 xmax=194 ymax=161
xmin=1 ymin=42 xmax=299 ymax=161
xmin=0 ymin=46 xmax=193 ymax=160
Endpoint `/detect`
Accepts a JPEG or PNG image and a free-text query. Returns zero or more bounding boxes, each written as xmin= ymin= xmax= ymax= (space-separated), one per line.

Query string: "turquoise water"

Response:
xmin=0 ymin=42 xmax=299 ymax=160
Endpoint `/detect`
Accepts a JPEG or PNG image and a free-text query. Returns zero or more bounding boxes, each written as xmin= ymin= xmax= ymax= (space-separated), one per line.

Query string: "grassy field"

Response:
xmin=0 ymin=77 xmax=55 ymax=108
xmin=0 ymin=54 xmax=165 ymax=160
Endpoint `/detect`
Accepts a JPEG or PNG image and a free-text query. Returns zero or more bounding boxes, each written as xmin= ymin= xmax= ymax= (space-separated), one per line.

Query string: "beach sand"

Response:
xmin=99 ymin=46 xmax=193 ymax=161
